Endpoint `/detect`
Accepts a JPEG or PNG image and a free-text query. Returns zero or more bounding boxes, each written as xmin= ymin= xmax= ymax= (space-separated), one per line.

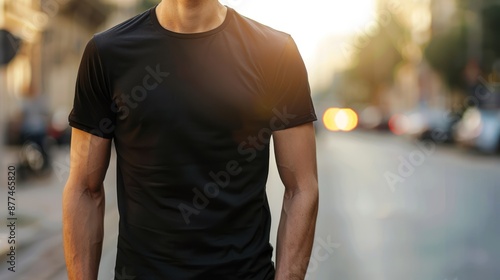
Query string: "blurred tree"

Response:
xmin=139 ymin=0 xmax=158 ymax=11
xmin=338 ymin=10 xmax=405 ymax=106
xmin=424 ymin=22 xmax=468 ymax=90
xmin=425 ymin=2 xmax=500 ymax=90
xmin=481 ymin=5 xmax=500 ymax=74
xmin=349 ymin=16 xmax=405 ymax=90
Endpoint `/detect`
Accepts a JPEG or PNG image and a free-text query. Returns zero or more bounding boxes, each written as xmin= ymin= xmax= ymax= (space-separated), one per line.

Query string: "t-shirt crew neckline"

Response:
xmin=150 ymin=5 xmax=233 ymax=39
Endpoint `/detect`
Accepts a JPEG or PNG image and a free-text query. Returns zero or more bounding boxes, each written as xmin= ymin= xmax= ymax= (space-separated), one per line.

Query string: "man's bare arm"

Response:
xmin=273 ymin=122 xmax=318 ymax=280
xmin=63 ymin=128 xmax=112 ymax=280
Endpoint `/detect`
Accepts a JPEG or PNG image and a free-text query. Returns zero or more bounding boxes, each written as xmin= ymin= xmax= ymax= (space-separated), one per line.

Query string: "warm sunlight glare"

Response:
xmin=323 ymin=108 xmax=358 ymax=132
xmin=222 ymin=0 xmax=377 ymax=63
xmin=323 ymin=107 xmax=340 ymax=131
xmin=337 ymin=108 xmax=359 ymax=132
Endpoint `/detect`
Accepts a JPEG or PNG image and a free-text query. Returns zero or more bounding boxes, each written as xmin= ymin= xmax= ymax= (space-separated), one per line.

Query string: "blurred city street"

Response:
xmin=1 ymin=130 xmax=500 ymax=280
xmin=2 ymin=1 xmax=500 ymax=279
xmin=310 ymin=131 xmax=500 ymax=280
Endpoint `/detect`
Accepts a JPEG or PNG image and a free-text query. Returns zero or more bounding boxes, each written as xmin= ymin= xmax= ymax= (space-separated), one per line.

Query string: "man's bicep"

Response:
xmin=272 ymin=122 xmax=317 ymax=192
xmin=67 ymin=128 xmax=112 ymax=192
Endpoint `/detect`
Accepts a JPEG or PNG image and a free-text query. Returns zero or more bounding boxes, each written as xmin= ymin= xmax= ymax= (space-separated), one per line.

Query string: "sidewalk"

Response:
xmin=0 ymin=146 xmax=120 ymax=279
xmin=0 ymin=147 xmax=68 ymax=277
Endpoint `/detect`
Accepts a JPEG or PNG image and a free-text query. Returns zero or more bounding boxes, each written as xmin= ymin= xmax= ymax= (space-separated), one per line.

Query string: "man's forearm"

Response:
xmin=275 ymin=187 xmax=318 ymax=280
xmin=62 ymin=183 xmax=105 ymax=280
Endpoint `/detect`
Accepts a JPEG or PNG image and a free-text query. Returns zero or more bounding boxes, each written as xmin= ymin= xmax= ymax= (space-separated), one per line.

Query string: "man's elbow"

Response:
xmin=64 ymin=177 xmax=105 ymax=200
xmin=284 ymin=178 xmax=318 ymax=202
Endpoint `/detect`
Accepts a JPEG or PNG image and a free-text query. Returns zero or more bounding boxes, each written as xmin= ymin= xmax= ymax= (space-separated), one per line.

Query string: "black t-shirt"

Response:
xmin=69 ymin=5 xmax=316 ymax=280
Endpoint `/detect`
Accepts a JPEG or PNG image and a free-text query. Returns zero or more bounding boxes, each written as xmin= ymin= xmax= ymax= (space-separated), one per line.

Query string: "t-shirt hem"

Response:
xmin=273 ymin=113 xmax=317 ymax=131
xmin=69 ymin=119 xmax=114 ymax=139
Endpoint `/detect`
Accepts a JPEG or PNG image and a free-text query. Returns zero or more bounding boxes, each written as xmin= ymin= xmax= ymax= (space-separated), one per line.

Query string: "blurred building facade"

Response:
xmin=1 ymin=0 xmax=107 ymax=136
xmin=1 ymin=0 xmax=143 ymax=142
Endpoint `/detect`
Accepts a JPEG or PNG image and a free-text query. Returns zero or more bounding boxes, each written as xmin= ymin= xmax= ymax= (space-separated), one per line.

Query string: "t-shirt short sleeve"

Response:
xmin=68 ymin=37 xmax=116 ymax=139
xmin=266 ymin=35 xmax=317 ymax=131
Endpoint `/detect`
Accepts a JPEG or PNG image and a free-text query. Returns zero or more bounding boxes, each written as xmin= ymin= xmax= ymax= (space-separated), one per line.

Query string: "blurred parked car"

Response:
xmin=454 ymin=85 xmax=500 ymax=154
xmin=455 ymin=107 xmax=500 ymax=154
xmin=388 ymin=105 xmax=457 ymax=143
xmin=47 ymin=107 xmax=71 ymax=146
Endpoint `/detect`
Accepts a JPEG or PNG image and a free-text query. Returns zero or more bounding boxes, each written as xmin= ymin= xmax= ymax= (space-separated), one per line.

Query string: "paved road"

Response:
xmin=1 ymin=131 xmax=499 ymax=280
xmin=308 ymin=131 xmax=500 ymax=280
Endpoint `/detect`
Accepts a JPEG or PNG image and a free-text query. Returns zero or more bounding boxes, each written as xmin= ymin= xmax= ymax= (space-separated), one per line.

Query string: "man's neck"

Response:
xmin=156 ymin=0 xmax=227 ymax=34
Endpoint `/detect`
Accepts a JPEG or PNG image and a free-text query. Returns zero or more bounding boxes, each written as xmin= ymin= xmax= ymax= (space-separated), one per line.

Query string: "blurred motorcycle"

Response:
xmin=18 ymin=139 xmax=51 ymax=178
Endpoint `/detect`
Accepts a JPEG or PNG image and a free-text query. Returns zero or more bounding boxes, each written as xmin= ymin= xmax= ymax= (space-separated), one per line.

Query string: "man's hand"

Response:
xmin=63 ymin=128 xmax=112 ymax=280
xmin=273 ymin=122 xmax=318 ymax=279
